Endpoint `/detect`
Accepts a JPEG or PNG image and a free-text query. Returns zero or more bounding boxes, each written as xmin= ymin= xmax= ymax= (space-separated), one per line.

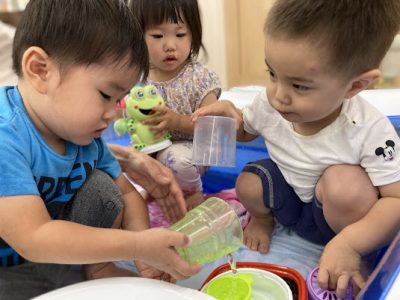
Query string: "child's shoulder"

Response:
xmin=183 ymin=61 xmax=219 ymax=79
xmin=0 ymin=86 xmax=20 ymax=123
xmin=346 ymin=94 xmax=388 ymax=125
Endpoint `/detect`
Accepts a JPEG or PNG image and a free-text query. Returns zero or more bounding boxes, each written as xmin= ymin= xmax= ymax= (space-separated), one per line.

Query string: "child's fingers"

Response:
xmin=156 ymin=199 xmax=175 ymax=222
xmin=336 ymin=274 xmax=351 ymax=298
xmin=316 ymin=267 xmax=330 ymax=290
xmin=143 ymin=116 xmax=162 ymax=125
xmin=191 ymin=106 xmax=217 ymax=122
xmin=154 ymin=130 xmax=167 ymax=139
xmin=108 ymin=143 xmax=130 ymax=159
xmin=168 ymin=256 xmax=202 ymax=280
xmin=151 ymin=106 xmax=168 ymax=113
xmin=169 ymin=231 xmax=191 ymax=248
xmin=351 ymin=271 xmax=366 ymax=292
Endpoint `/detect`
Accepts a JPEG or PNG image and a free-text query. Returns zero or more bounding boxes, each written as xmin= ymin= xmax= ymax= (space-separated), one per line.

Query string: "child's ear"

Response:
xmin=345 ymin=69 xmax=381 ymax=99
xmin=21 ymin=47 xmax=51 ymax=94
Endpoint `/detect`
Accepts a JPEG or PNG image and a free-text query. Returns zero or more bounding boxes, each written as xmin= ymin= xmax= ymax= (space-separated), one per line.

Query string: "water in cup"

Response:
xmin=169 ymin=197 xmax=243 ymax=264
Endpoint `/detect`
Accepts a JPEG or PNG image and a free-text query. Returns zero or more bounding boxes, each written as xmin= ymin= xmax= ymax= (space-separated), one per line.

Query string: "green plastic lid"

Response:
xmin=205 ymin=273 xmax=253 ymax=300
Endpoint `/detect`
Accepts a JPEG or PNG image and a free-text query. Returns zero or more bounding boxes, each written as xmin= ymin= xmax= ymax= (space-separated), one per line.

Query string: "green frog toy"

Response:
xmin=114 ymin=84 xmax=172 ymax=154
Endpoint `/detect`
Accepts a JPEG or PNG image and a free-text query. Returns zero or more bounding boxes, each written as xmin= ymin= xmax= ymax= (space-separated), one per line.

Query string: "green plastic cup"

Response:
xmin=169 ymin=197 xmax=243 ymax=264
xmin=205 ymin=273 xmax=253 ymax=300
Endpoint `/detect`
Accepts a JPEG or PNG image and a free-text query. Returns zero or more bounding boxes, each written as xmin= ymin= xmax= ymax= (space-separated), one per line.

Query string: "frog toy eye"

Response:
xmin=133 ymin=87 xmax=145 ymax=100
xmin=136 ymin=89 xmax=144 ymax=99
xmin=148 ymin=85 xmax=158 ymax=98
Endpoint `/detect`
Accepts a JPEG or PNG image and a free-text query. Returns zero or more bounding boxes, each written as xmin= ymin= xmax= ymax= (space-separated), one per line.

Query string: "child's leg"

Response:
xmin=0 ymin=262 xmax=53 ymax=299
xmin=236 ymin=171 xmax=274 ymax=253
xmin=315 ymin=165 xmax=379 ymax=233
xmin=60 ymin=169 xmax=137 ymax=279
xmin=157 ymin=142 xmax=206 ymax=210
xmin=238 ymin=159 xmax=304 ymax=253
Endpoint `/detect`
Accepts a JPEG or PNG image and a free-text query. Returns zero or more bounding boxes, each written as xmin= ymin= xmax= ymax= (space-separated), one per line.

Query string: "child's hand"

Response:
xmin=135 ymin=260 xmax=175 ymax=283
xmin=191 ymin=100 xmax=243 ymax=129
xmin=135 ymin=228 xmax=202 ymax=280
xmin=317 ymin=234 xmax=365 ymax=298
xmin=108 ymin=144 xmax=187 ymax=222
xmin=143 ymin=106 xmax=180 ymax=138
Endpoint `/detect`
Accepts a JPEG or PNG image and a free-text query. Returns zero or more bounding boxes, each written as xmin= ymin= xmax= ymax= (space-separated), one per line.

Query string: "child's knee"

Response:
xmin=64 ymin=170 xmax=123 ymax=228
xmin=236 ymin=172 xmax=263 ymax=203
xmin=317 ymin=165 xmax=377 ymax=213
xmin=172 ymin=155 xmax=204 ymax=191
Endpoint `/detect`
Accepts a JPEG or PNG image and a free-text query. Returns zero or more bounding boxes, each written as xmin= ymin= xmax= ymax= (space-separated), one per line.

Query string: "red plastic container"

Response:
xmin=201 ymin=262 xmax=308 ymax=300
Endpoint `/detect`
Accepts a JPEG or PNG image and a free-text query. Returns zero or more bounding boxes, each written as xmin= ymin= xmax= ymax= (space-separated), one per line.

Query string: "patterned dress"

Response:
xmin=148 ymin=60 xmax=221 ymax=194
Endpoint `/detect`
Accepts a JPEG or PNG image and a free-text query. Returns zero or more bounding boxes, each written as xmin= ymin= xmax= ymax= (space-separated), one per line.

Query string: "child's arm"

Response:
xmin=0 ymin=195 xmax=201 ymax=279
xmin=114 ymin=174 xmax=167 ymax=279
xmin=192 ymin=100 xmax=257 ymax=142
xmin=318 ymin=181 xmax=400 ymax=298
xmin=114 ymin=173 xmax=149 ymax=231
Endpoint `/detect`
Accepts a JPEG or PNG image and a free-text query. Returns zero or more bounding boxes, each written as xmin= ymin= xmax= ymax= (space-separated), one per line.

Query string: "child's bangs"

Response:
xmin=144 ymin=1 xmax=185 ymax=27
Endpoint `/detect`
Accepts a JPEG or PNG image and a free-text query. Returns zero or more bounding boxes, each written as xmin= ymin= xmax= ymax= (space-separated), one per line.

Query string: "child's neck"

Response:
xmin=18 ymin=83 xmax=66 ymax=155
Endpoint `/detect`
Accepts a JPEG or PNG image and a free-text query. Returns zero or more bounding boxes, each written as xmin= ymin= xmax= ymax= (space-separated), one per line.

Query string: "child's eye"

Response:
xmin=177 ymin=33 xmax=186 ymax=38
xmin=100 ymin=91 xmax=111 ymax=100
xmin=151 ymin=34 xmax=163 ymax=39
xmin=266 ymin=69 xmax=276 ymax=81
xmin=292 ymin=84 xmax=309 ymax=91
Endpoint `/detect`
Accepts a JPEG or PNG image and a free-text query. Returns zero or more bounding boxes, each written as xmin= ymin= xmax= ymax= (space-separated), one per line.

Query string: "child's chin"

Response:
xmin=74 ymin=137 xmax=95 ymax=145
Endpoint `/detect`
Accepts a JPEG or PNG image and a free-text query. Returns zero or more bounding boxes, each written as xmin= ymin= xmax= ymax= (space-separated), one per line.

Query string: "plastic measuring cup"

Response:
xmin=169 ymin=197 xmax=243 ymax=264
xmin=193 ymin=116 xmax=236 ymax=167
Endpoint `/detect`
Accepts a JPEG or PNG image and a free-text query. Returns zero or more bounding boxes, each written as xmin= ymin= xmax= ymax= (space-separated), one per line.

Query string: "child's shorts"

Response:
xmin=243 ymin=159 xmax=336 ymax=245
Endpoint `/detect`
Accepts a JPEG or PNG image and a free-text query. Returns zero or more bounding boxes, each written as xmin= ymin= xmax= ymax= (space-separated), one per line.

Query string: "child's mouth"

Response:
xmin=93 ymin=129 xmax=104 ymax=138
xmin=164 ymin=57 xmax=177 ymax=64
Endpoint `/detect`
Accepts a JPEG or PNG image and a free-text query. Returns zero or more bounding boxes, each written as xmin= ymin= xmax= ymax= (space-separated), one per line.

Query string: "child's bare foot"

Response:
xmin=185 ymin=191 xmax=205 ymax=210
xmin=84 ymin=262 xmax=138 ymax=280
xmin=243 ymin=214 xmax=275 ymax=254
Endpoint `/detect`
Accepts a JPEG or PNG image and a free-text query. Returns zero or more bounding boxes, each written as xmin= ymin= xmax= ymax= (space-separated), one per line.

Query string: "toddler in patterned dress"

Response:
xmin=130 ymin=0 xmax=221 ymax=210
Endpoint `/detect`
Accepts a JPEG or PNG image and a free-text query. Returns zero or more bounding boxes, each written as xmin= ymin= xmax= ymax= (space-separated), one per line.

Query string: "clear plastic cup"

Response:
xmin=193 ymin=116 xmax=236 ymax=167
xmin=169 ymin=197 xmax=243 ymax=264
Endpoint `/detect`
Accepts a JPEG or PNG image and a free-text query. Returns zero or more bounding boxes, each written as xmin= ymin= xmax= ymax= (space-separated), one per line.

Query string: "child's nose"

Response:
xmin=104 ymin=105 xmax=117 ymax=122
xmin=164 ymin=38 xmax=176 ymax=51
xmin=275 ymin=84 xmax=291 ymax=105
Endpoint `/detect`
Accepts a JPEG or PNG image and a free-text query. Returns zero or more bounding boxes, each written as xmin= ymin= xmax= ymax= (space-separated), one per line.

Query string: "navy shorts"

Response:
xmin=243 ymin=159 xmax=336 ymax=245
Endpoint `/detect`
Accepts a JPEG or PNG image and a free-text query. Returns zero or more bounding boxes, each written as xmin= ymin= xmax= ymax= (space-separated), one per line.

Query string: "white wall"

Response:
xmin=198 ymin=0 xmax=228 ymax=89
xmin=0 ymin=21 xmax=17 ymax=86
xmin=381 ymin=34 xmax=400 ymax=81
xmin=0 ymin=0 xmax=27 ymax=11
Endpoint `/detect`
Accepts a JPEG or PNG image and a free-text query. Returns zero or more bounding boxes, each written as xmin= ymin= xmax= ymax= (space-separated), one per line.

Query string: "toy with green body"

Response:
xmin=114 ymin=85 xmax=172 ymax=153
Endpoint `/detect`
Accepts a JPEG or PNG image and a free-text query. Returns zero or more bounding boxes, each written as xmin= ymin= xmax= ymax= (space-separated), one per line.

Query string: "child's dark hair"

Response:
xmin=265 ymin=0 xmax=400 ymax=78
xmin=12 ymin=0 xmax=149 ymax=79
xmin=129 ymin=0 xmax=204 ymax=60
